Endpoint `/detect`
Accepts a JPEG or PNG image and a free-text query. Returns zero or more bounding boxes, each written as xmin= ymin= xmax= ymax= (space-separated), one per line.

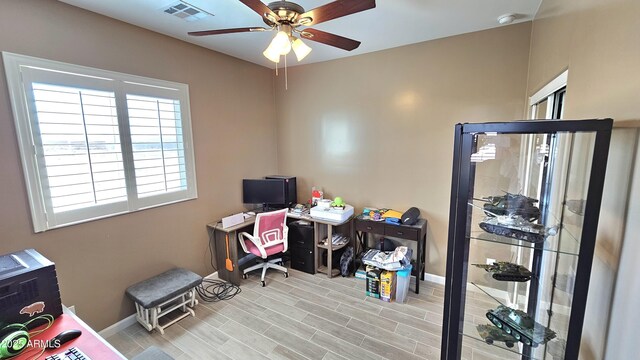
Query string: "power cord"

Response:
xmin=209 ymin=221 xmax=221 ymax=272
xmin=196 ymin=279 xmax=241 ymax=302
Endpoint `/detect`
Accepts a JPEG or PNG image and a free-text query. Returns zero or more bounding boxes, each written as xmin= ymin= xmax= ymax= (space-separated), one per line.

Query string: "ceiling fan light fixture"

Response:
xmin=292 ymin=38 xmax=312 ymax=61
xmin=270 ymin=30 xmax=292 ymax=55
xmin=263 ymin=45 xmax=281 ymax=63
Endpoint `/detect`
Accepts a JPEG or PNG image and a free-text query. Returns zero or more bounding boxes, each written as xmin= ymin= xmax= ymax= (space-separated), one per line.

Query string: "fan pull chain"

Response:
xmin=284 ymin=53 xmax=288 ymax=90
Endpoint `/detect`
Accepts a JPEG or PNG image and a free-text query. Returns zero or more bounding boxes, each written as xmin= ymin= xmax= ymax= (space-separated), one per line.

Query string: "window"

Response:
xmin=529 ymin=69 xmax=567 ymax=120
xmin=3 ymin=52 xmax=197 ymax=232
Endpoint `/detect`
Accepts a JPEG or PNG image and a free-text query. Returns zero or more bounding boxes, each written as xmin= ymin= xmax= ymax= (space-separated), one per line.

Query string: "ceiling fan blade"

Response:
xmin=188 ymin=27 xmax=265 ymax=36
xmin=300 ymin=0 xmax=376 ymax=26
xmin=239 ymin=0 xmax=277 ymax=19
xmin=300 ymin=28 xmax=361 ymax=51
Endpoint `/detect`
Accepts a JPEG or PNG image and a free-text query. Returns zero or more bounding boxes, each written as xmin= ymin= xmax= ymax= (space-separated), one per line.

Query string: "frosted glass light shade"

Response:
xmin=263 ymin=45 xmax=281 ymax=63
xmin=271 ymin=31 xmax=291 ymax=55
xmin=292 ymin=38 xmax=312 ymax=61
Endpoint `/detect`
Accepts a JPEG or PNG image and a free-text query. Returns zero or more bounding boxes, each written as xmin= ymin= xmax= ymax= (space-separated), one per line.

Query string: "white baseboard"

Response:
xmin=99 ymin=271 xmax=218 ymax=338
xmin=424 ymin=272 xmax=446 ymax=285
xmin=204 ymin=271 xmax=218 ymax=280
xmin=99 ymin=314 xmax=137 ymax=338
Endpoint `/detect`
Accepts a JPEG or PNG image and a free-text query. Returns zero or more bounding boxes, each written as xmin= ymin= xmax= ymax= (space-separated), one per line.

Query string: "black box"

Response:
xmin=321 ymin=247 xmax=346 ymax=269
xmin=365 ymin=266 xmax=381 ymax=298
xmin=288 ymin=220 xmax=314 ymax=274
xmin=0 ymin=249 xmax=62 ymax=329
xmin=266 ymin=176 xmax=297 ymax=208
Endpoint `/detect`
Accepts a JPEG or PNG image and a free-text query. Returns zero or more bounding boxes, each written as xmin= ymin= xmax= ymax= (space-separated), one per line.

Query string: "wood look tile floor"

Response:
xmin=106 ymin=269 xmax=519 ymax=360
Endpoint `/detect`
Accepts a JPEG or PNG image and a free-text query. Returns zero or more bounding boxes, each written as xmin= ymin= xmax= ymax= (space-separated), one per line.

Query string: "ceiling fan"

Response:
xmin=188 ymin=0 xmax=376 ymax=63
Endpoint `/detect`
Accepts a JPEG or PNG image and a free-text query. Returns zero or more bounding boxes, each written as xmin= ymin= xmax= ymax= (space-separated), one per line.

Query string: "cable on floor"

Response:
xmin=200 ymin=216 xmax=254 ymax=302
xmin=196 ymin=278 xmax=241 ymax=302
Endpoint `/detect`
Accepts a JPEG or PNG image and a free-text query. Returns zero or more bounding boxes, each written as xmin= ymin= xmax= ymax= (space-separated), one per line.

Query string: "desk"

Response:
xmin=207 ymin=211 xmax=354 ymax=285
xmin=207 ymin=216 xmax=256 ymax=286
xmin=15 ymin=306 xmax=125 ymax=360
xmin=355 ymin=216 xmax=428 ymax=294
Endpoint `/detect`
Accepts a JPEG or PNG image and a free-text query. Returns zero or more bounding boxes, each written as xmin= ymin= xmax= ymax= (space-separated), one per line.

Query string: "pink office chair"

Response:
xmin=238 ymin=208 xmax=289 ymax=287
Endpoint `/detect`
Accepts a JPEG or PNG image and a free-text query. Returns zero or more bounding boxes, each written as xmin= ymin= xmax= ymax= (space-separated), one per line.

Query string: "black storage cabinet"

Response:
xmin=288 ymin=220 xmax=315 ymax=274
xmin=441 ymin=119 xmax=613 ymax=360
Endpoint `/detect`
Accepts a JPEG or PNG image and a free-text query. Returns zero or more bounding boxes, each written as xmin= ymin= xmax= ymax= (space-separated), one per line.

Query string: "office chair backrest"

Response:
xmin=254 ymin=209 xmax=288 ymax=246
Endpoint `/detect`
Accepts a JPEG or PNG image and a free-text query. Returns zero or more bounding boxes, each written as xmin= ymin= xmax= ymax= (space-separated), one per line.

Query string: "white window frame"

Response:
xmin=529 ymin=69 xmax=568 ymax=119
xmin=3 ymin=52 xmax=198 ymax=232
xmin=512 ymin=70 xmax=568 ymax=308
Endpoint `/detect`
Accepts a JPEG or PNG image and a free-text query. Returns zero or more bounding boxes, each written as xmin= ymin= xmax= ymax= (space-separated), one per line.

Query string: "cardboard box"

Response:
xmin=365 ymin=266 xmax=381 ymax=298
xmin=380 ymin=270 xmax=397 ymax=302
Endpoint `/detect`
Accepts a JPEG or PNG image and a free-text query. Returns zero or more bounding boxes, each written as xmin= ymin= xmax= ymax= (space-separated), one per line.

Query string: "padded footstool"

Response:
xmin=126 ymin=268 xmax=202 ymax=334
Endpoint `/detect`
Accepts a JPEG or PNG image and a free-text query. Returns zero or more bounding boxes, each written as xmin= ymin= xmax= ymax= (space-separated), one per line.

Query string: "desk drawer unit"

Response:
xmin=290 ymin=236 xmax=313 ymax=250
xmin=384 ymin=225 xmax=419 ymax=240
xmin=355 ymin=220 xmax=384 ymax=234
xmin=290 ymin=247 xmax=314 ymax=274
xmin=289 ymin=221 xmax=314 ymax=249
xmin=288 ymin=221 xmax=315 ymax=274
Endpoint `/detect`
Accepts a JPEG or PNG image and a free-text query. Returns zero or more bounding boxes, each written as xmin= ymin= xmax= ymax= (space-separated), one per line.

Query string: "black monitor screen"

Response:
xmin=242 ymin=179 xmax=286 ymax=205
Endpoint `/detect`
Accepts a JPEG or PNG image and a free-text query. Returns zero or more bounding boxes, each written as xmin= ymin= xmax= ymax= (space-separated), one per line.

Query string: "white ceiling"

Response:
xmin=59 ymin=0 xmax=542 ymax=68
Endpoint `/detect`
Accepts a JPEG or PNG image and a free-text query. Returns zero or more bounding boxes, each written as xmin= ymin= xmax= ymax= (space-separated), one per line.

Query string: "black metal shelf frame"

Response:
xmin=441 ymin=119 xmax=613 ymax=360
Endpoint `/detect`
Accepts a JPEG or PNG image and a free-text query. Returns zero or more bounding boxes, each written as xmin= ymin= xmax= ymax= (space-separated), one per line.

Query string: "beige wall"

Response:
xmin=0 ymin=0 xmax=277 ymax=330
xmin=528 ymin=0 xmax=640 ymax=359
xmin=528 ymin=0 xmax=640 ymax=121
xmin=275 ymin=22 xmax=532 ymax=277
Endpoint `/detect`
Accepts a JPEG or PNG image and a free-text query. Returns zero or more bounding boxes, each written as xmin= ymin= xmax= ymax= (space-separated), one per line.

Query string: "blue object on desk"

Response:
xmin=385 ymin=217 xmax=401 ymax=225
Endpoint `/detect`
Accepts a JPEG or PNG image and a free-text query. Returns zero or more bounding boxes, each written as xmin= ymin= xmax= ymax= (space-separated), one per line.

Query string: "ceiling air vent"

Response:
xmin=163 ymin=1 xmax=213 ymax=22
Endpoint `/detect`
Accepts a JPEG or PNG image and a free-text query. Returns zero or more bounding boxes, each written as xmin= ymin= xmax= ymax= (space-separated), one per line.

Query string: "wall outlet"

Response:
xmin=486 ymin=258 xmax=496 ymax=265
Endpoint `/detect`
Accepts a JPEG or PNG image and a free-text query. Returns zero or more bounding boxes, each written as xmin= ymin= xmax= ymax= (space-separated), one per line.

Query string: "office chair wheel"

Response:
xmin=242 ymin=274 xmax=247 ymax=279
xmin=261 ymin=281 xmax=266 ymax=287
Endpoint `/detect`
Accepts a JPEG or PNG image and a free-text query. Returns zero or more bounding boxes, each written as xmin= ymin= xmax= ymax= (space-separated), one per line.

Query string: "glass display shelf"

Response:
xmin=458 ymin=282 xmax=568 ymax=360
xmin=469 ymin=207 xmax=581 ymax=256
xmin=466 ymin=236 xmax=580 ymax=313
xmin=468 ymin=229 xmax=579 ymax=257
xmin=466 ymin=265 xmax=536 ymax=307
xmin=461 ymin=333 xmax=523 ymax=360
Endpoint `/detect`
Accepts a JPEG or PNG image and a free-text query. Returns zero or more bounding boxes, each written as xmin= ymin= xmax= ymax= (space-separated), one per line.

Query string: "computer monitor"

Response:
xmin=242 ymin=179 xmax=286 ymax=209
